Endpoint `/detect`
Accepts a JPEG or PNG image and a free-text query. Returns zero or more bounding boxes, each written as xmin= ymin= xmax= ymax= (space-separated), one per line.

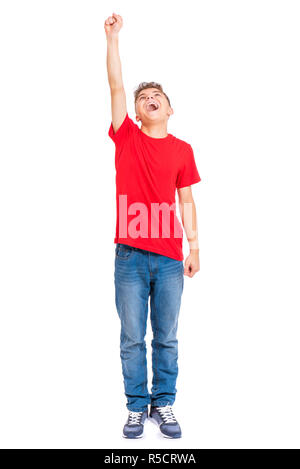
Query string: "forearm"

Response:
xmin=179 ymin=198 xmax=199 ymax=251
xmin=106 ymin=35 xmax=124 ymax=91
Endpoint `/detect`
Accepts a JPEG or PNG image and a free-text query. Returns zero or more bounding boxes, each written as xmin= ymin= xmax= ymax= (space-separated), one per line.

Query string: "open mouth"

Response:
xmin=146 ymin=101 xmax=160 ymax=112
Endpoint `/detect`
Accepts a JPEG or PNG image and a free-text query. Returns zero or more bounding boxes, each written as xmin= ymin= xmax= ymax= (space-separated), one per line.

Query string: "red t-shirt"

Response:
xmin=108 ymin=113 xmax=201 ymax=261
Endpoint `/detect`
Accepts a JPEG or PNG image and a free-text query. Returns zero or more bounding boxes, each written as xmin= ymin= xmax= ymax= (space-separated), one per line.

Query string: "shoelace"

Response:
xmin=157 ymin=405 xmax=177 ymax=424
xmin=128 ymin=411 xmax=143 ymax=425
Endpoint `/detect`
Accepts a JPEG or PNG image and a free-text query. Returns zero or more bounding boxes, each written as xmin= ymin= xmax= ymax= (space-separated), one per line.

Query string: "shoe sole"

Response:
xmin=148 ymin=416 xmax=182 ymax=439
xmin=122 ymin=427 xmax=145 ymax=439
xmin=122 ymin=433 xmax=144 ymax=439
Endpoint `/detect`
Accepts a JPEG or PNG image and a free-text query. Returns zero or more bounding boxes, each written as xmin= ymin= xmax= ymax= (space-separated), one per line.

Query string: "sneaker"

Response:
xmin=123 ymin=409 xmax=148 ymax=439
xmin=149 ymin=405 xmax=182 ymax=439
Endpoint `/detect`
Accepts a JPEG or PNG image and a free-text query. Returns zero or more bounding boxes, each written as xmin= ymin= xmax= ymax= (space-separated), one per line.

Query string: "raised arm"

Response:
xmin=104 ymin=13 xmax=127 ymax=133
xmin=177 ymin=186 xmax=200 ymax=278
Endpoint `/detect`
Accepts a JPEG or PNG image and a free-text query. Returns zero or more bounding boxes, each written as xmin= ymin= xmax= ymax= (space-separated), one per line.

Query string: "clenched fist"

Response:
xmin=184 ymin=251 xmax=200 ymax=278
xmin=104 ymin=13 xmax=123 ymax=37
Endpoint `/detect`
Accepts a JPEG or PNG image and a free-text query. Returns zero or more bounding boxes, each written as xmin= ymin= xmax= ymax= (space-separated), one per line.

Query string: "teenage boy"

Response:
xmin=105 ymin=13 xmax=201 ymax=439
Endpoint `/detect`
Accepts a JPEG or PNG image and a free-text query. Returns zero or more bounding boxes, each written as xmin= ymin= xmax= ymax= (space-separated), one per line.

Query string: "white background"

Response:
xmin=0 ymin=0 xmax=299 ymax=449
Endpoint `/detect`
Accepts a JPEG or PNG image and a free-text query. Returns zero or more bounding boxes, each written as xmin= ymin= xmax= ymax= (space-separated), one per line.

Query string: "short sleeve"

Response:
xmin=176 ymin=144 xmax=201 ymax=189
xmin=108 ymin=113 xmax=136 ymax=146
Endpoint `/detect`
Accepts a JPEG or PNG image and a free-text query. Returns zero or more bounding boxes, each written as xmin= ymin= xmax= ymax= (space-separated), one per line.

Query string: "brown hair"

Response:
xmin=134 ymin=82 xmax=171 ymax=107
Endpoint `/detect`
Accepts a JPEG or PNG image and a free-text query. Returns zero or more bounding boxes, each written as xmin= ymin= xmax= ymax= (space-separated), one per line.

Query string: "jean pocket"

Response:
xmin=116 ymin=244 xmax=134 ymax=260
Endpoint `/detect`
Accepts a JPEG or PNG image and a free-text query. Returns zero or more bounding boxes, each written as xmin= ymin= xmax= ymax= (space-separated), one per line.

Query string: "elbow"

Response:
xmin=178 ymin=196 xmax=194 ymax=206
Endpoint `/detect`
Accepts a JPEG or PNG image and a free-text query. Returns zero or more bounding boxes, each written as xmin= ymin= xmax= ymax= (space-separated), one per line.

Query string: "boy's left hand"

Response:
xmin=184 ymin=250 xmax=200 ymax=278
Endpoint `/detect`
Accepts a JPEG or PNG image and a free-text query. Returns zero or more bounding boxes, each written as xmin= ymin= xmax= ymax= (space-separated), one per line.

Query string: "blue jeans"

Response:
xmin=114 ymin=243 xmax=184 ymax=412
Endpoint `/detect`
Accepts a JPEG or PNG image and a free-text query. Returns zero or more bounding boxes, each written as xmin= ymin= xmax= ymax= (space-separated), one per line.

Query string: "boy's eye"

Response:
xmin=139 ymin=93 xmax=161 ymax=100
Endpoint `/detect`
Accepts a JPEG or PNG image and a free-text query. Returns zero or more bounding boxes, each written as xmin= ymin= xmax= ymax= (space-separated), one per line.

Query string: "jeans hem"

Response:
xmin=151 ymin=399 xmax=175 ymax=408
xmin=127 ymin=405 xmax=149 ymax=412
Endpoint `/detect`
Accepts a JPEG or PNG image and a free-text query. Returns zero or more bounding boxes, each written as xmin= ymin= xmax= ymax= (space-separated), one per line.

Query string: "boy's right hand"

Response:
xmin=104 ymin=13 xmax=123 ymax=37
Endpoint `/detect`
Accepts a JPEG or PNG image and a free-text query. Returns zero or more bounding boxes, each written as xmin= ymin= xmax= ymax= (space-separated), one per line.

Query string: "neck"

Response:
xmin=140 ymin=121 xmax=168 ymax=138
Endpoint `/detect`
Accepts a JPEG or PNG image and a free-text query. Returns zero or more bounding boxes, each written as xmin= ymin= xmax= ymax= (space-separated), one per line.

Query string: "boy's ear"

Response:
xmin=167 ymin=107 xmax=174 ymax=117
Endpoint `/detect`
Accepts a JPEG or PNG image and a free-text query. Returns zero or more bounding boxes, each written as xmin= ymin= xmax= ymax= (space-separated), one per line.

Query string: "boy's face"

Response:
xmin=135 ymin=88 xmax=173 ymax=124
